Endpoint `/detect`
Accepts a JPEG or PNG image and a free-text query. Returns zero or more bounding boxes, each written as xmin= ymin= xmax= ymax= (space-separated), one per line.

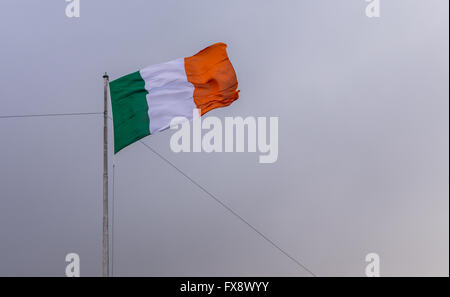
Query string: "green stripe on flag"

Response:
xmin=109 ymin=71 xmax=150 ymax=153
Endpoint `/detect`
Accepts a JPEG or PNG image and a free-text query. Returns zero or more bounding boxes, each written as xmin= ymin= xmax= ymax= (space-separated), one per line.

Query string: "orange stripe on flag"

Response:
xmin=184 ymin=43 xmax=239 ymax=116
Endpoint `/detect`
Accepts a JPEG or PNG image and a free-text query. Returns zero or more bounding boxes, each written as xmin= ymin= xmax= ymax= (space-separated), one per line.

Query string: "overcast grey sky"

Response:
xmin=0 ymin=0 xmax=448 ymax=276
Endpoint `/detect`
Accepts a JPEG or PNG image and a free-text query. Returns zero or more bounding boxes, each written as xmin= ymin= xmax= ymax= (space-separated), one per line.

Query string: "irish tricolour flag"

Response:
xmin=109 ymin=43 xmax=239 ymax=153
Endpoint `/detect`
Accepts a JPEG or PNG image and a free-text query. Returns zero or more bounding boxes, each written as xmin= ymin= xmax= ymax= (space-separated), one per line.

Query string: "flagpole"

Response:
xmin=102 ymin=72 xmax=110 ymax=277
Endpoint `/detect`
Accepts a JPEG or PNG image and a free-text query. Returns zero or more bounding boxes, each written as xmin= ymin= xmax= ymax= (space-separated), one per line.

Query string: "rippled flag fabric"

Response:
xmin=109 ymin=43 xmax=239 ymax=153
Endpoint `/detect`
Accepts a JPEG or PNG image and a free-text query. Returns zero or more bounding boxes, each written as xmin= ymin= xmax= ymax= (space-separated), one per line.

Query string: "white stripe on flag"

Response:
xmin=140 ymin=58 xmax=196 ymax=133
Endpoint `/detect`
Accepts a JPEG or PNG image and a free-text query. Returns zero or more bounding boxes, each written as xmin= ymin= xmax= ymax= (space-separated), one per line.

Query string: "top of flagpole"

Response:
xmin=103 ymin=72 xmax=109 ymax=79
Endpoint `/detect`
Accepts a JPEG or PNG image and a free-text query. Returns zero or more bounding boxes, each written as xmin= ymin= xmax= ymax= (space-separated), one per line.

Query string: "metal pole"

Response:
xmin=102 ymin=72 xmax=109 ymax=277
xmin=111 ymin=163 xmax=115 ymax=277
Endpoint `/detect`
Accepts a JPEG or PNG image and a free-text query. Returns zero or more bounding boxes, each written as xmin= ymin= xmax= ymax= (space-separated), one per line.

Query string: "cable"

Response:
xmin=0 ymin=112 xmax=103 ymax=119
xmin=139 ymin=140 xmax=317 ymax=277
xmin=0 ymin=109 xmax=316 ymax=276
